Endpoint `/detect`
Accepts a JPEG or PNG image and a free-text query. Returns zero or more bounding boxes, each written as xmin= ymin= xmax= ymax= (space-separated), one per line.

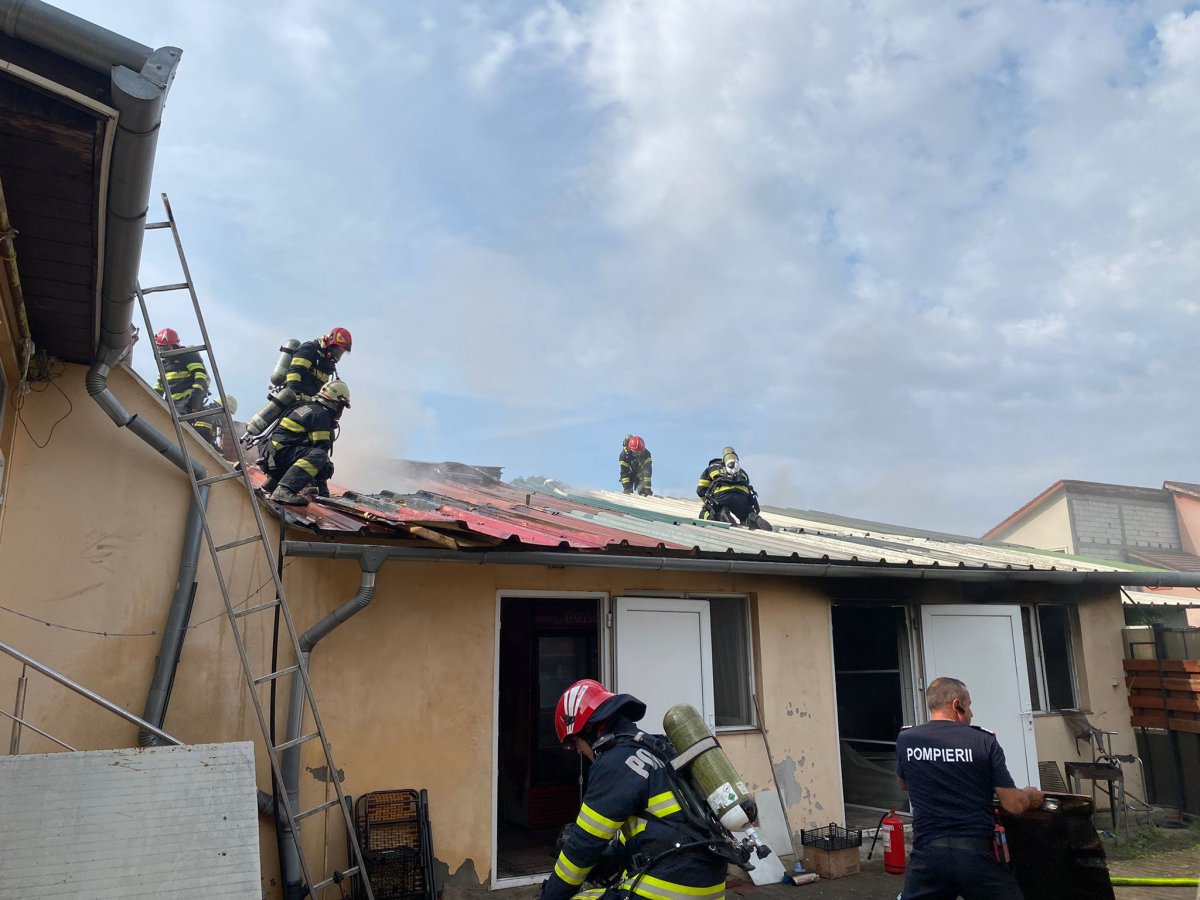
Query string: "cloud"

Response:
xmin=57 ymin=0 xmax=1200 ymax=535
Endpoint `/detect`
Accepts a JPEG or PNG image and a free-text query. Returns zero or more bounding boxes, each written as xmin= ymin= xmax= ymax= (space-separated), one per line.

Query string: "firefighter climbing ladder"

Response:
xmin=136 ymin=193 xmax=375 ymax=900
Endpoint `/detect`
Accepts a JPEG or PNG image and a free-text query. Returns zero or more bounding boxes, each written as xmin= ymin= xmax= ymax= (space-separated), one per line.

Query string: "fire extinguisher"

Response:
xmin=868 ymin=809 xmax=907 ymax=874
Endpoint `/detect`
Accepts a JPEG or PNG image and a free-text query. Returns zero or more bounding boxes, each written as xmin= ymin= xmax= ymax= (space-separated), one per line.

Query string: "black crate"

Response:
xmin=364 ymin=848 xmax=425 ymax=900
xmin=800 ymin=823 xmax=863 ymax=851
xmin=353 ymin=789 xmax=438 ymax=900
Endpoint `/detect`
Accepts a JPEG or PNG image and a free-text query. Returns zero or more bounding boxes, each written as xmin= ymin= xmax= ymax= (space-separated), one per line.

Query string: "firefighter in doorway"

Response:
xmin=258 ymin=380 xmax=350 ymax=506
xmin=283 ymin=327 xmax=352 ymax=400
xmin=619 ymin=435 xmax=653 ymax=495
xmin=542 ymin=679 xmax=727 ymax=900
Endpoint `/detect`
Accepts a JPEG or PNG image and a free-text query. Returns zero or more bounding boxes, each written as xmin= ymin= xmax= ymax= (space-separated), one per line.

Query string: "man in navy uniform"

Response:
xmin=896 ymin=677 xmax=1044 ymax=899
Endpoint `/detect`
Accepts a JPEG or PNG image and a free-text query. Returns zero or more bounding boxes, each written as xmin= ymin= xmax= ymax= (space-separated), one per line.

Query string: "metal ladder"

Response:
xmin=136 ymin=192 xmax=374 ymax=900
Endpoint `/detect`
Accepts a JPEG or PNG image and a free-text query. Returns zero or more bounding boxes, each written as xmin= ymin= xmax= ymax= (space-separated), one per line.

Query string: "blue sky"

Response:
xmin=57 ymin=0 xmax=1200 ymax=534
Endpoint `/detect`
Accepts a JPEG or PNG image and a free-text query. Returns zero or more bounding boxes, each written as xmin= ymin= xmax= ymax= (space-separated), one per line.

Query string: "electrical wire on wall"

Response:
xmin=0 ymin=559 xmax=296 ymax=637
xmin=12 ymin=353 xmax=73 ymax=449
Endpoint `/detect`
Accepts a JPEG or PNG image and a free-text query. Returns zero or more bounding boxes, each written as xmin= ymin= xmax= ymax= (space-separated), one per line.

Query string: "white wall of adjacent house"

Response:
xmin=0 ymin=742 xmax=260 ymax=899
xmin=992 ymin=492 xmax=1074 ymax=554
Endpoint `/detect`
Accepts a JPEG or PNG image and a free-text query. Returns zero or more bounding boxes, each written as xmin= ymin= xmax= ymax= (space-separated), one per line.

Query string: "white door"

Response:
xmin=615 ymin=597 xmax=715 ymax=732
xmin=920 ymin=605 xmax=1040 ymax=788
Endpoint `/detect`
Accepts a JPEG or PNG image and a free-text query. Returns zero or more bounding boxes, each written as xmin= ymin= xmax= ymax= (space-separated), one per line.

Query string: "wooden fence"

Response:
xmin=1125 ymin=659 xmax=1200 ymax=734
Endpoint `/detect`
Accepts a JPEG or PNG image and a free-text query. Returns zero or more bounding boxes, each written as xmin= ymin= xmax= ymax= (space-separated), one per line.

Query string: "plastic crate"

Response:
xmin=800 ymin=823 xmax=863 ymax=880
xmin=353 ymin=790 xmax=438 ymax=900
xmin=800 ymin=823 xmax=862 ymax=851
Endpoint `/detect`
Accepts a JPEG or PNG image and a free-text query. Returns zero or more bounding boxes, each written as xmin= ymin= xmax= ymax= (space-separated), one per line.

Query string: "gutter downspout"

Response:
xmin=281 ymin=542 xmax=1200 ymax=588
xmin=0 ymin=1 xmax=194 ymax=741
xmin=279 ymin=550 xmax=387 ymax=900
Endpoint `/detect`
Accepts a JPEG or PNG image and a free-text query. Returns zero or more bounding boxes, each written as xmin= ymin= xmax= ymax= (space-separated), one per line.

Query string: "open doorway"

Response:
xmin=831 ymin=605 xmax=915 ymax=827
xmin=496 ymin=597 xmax=601 ymax=880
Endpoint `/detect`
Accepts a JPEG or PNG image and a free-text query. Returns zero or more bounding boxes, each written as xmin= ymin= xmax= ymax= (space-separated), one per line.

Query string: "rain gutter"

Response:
xmin=278 ymin=549 xmax=387 ymax=900
xmin=0 ymin=1 xmax=195 ymax=740
xmin=282 ymin=542 xmax=1200 ymax=588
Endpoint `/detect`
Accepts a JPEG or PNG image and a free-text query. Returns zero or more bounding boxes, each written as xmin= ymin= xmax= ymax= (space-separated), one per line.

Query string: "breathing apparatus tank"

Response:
xmin=244 ymin=387 xmax=297 ymax=438
xmin=663 ymin=704 xmax=758 ymax=830
xmin=269 ymin=339 xmax=301 ymax=387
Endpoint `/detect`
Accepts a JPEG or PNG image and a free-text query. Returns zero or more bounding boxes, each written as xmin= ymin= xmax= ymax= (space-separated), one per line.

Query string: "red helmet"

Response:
xmin=154 ymin=328 xmax=180 ymax=348
xmin=554 ymin=679 xmax=646 ymax=745
xmin=555 ymin=679 xmax=614 ymax=745
xmin=323 ymin=327 xmax=352 ymax=352
xmin=627 ymin=435 xmax=645 ymax=453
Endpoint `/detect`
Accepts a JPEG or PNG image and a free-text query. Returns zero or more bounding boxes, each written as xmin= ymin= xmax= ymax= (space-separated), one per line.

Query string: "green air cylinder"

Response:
xmin=269 ymin=338 xmax=301 ymax=387
xmin=664 ymin=704 xmax=756 ymax=830
xmin=244 ymin=387 xmax=297 ymax=437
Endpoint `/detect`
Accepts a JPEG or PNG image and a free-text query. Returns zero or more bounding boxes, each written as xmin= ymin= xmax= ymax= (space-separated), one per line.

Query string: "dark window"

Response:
xmin=1021 ymin=604 xmax=1078 ymax=711
xmin=708 ymin=596 xmax=753 ymax=728
xmin=1038 ymin=606 xmax=1077 ymax=710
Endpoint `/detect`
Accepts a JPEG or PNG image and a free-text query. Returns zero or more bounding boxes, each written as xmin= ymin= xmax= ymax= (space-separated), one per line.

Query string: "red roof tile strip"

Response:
xmin=247 ymin=467 xmax=675 ymax=549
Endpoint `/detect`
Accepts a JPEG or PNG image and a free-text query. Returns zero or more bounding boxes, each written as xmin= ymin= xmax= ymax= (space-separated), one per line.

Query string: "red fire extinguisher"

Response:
xmin=867 ymin=809 xmax=907 ymax=875
xmin=881 ymin=810 xmax=907 ymax=874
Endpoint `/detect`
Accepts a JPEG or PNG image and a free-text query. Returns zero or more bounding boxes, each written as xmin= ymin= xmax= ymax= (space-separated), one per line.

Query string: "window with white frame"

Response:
xmin=615 ymin=594 xmax=755 ymax=730
xmin=1021 ymin=604 xmax=1079 ymax=711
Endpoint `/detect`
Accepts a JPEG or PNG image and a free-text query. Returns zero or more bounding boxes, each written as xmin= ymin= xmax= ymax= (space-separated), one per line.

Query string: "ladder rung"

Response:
xmin=294 ymin=796 xmax=342 ymax=822
xmin=141 ymin=282 xmax=190 ymax=295
xmin=233 ymin=599 xmax=280 ymax=620
xmin=216 ymin=535 xmax=261 ymax=553
xmin=274 ymin=731 xmax=320 ymax=753
xmin=179 ymin=408 xmax=218 ymax=423
xmin=145 ymin=221 xmax=171 ymax=229
xmin=253 ymin=665 xmax=299 ymax=686
xmin=159 ymin=343 xmax=207 ymax=359
xmin=311 ymin=867 xmax=360 ymax=892
xmin=197 ymin=470 xmax=242 ymax=487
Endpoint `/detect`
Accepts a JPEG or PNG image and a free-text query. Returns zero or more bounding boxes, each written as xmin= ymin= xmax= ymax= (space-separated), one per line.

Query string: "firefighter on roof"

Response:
xmin=153 ymin=328 xmax=214 ymax=445
xmin=697 ymin=447 xmax=755 ymax=519
xmin=283 ymin=327 xmax=352 ymax=400
xmin=619 ymin=435 xmax=653 ymax=496
xmin=258 ymin=380 xmax=351 ymax=506
xmin=542 ymin=679 xmax=727 ymax=900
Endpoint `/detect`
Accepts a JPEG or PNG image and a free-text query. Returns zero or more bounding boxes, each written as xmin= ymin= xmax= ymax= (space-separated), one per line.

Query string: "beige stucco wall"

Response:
xmin=0 ymin=363 xmax=844 ymax=899
xmin=287 ymin=565 xmax=842 ymax=896
xmin=993 ymin=493 xmax=1073 ymax=553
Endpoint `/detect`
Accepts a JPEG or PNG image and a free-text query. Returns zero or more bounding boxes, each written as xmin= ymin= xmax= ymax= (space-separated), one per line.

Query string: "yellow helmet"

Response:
xmin=317 ymin=379 xmax=351 ymax=409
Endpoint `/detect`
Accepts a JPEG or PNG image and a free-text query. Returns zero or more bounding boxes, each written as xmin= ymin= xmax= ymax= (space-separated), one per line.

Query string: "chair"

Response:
xmin=1060 ymin=711 xmax=1149 ymax=836
xmin=1064 ymin=759 xmax=1126 ymax=836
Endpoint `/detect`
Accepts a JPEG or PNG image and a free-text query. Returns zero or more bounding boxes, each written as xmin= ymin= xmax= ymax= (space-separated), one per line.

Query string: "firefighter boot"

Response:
xmin=270 ymin=485 xmax=310 ymax=506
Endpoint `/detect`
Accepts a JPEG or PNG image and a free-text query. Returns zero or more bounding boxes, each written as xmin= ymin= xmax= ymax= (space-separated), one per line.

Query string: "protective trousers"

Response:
xmin=264 ymin=444 xmax=332 ymax=494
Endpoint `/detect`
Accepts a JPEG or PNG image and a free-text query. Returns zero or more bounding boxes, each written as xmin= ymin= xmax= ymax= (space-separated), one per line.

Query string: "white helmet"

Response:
xmin=317 ymin=379 xmax=351 ymax=409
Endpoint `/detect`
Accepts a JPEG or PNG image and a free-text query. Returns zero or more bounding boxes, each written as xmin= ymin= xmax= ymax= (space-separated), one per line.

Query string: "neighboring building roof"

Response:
xmin=1164 ymin=481 xmax=1200 ymax=500
xmin=251 ymin=464 xmax=1191 ymax=583
xmin=1125 ymin=549 xmax=1200 ymax=573
xmin=985 ymin=478 xmax=1175 ymax=540
xmin=1121 ymin=590 xmax=1200 ymax=610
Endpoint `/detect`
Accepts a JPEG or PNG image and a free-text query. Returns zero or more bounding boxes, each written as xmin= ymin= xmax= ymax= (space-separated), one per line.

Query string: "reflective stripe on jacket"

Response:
xmin=619 ymin=449 xmax=653 ymax=487
xmin=155 ymin=350 xmax=208 ymax=402
xmin=269 ymin=401 xmax=335 ymax=452
xmin=284 ymin=340 xmax=336 ymax=398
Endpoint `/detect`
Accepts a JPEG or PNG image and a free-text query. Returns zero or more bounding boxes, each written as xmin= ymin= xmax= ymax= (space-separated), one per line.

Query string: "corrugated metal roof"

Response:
xmin=248 ymin=465 xmax=1156 ymax=577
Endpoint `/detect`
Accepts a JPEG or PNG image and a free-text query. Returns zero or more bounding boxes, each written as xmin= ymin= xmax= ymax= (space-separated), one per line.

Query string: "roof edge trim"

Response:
xmin=282 ymin=542 xmax=1200 ymax=588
